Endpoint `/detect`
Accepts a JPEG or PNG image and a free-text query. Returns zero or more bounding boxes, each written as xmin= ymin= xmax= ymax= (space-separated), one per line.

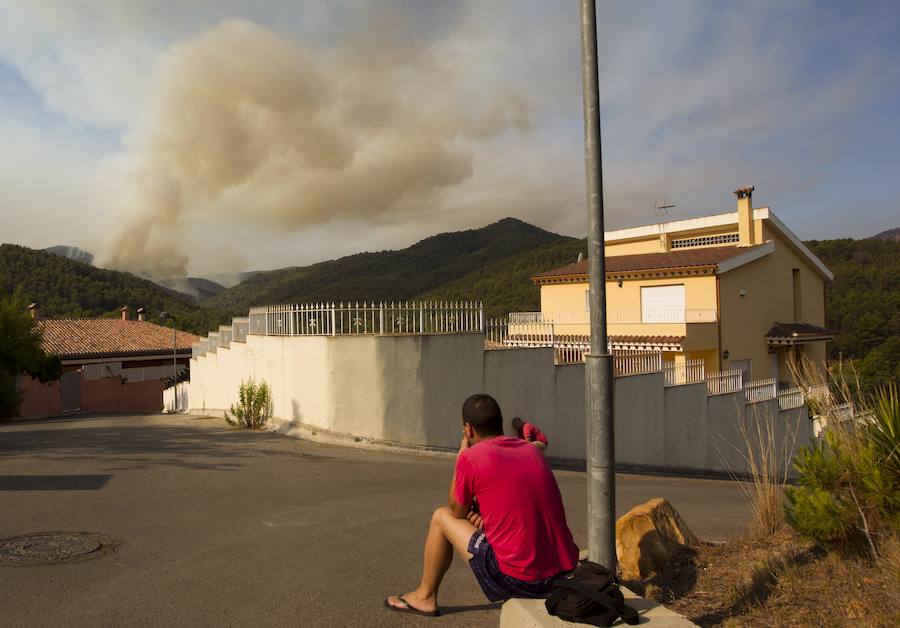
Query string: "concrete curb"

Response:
xmin=499 ymin=588 xmax=697 ymax=627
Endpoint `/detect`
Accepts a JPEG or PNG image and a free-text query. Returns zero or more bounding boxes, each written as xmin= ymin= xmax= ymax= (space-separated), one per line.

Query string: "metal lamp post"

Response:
xmin=580 ymin=0 xmax=616 ymax=570
xmin=160 ymin=311 xmax=178 ymax=411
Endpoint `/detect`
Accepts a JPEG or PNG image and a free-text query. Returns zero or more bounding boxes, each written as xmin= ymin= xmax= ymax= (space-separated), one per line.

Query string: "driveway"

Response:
xmin=0 ymin=414 xmax=752 ymax=627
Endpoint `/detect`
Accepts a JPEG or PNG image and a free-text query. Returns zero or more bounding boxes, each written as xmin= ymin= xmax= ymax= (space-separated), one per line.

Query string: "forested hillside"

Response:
xmin=4 ymin=221 xmax=897 ymax=389
xmin=422 ymin=238 xmax=586 ymax=319
xmin=204 ymin=218 xmax=567 ymax=313
xmin=0 ymin=244 xmax=230 ymax=335
xmin=806 ymin=238 xmax=900 ymax=387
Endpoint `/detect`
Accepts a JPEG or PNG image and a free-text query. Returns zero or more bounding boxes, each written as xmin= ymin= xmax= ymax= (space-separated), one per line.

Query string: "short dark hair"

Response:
xmin=462 ymin=394 xmax=504 ymax=436
xmin=511 ymin=417 xmax=525 ymax=430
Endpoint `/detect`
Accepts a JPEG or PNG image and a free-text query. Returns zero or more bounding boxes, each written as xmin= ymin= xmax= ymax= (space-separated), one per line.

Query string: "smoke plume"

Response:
xmin=103 ymin=19 xmax=530 ymax=278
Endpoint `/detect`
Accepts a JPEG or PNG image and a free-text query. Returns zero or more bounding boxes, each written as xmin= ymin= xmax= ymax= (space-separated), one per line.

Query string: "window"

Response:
xmin=792 ymin=268 xmax=802 ymax=321
xmin=671 ymin=233 xmax=739 ymax=249
xmin=641 ymin=285 xmax=685 ymax=322
xmin=585 ymin=289 xmax=590 ymax=312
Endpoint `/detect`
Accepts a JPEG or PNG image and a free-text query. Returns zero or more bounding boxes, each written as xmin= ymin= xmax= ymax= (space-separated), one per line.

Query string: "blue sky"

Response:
xmin=0 ymin=1 xmax=897 ymax=276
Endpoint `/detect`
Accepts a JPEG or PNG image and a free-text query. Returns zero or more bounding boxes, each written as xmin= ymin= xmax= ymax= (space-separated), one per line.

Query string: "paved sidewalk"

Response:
xmin=501 ymin=589 xmax=697 ymax=627
xmin=0 ymin=414 xmax=749 ymax=626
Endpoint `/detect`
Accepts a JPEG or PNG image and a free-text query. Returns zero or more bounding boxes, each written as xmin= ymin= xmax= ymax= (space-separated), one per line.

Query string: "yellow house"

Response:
xmin=523 ymin=186 xmax=834 ymax=386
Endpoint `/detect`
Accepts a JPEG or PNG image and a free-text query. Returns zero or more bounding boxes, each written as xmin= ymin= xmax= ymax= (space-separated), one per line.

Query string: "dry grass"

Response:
xmin=740 ymin=412 xmax=797 ymax=536
xmin=631 ymin=530 xmax=900 ymax=627
xmin=716 ymin=406 xmax=799 ymax=536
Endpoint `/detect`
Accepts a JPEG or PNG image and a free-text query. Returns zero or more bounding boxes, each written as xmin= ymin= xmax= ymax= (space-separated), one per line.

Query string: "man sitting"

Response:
xmin=384 ymin=394 xmax=578 ymax=617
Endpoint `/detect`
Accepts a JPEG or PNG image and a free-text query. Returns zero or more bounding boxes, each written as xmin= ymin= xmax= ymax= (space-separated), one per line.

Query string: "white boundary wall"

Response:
xmin=184 ymin=333 xmax=812 ymax=475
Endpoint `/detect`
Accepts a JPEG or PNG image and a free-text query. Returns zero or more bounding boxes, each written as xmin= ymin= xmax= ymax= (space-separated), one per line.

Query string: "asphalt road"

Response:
xmin=0 ymin=414 xmax=752 ymax=627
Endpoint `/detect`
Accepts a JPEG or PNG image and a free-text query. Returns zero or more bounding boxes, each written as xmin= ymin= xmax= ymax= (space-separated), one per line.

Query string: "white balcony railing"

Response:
xmin=509 ymin=308 xmax=717 ymax=325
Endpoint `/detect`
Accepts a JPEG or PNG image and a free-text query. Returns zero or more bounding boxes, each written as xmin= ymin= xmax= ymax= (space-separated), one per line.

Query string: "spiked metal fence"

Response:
xmin=247 ymin=301 xmax=484 ymax=336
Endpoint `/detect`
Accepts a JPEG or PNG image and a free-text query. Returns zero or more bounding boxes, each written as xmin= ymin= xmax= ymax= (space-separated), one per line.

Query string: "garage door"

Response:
xmin=641 ymin=285 xmax=685 ymax=323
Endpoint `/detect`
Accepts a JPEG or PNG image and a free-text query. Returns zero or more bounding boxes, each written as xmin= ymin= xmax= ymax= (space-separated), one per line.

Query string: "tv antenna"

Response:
xmin=654 ymin=198 xmax=675 ymax=217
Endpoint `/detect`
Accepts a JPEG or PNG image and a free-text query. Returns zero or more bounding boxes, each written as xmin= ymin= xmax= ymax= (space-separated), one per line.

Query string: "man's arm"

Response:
xmin=448 ymin=435 xmax=470 ymax=519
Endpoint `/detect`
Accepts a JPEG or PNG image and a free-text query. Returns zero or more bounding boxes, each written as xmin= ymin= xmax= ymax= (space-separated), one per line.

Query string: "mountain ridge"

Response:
xmin=0 ymin=243 xmax=230 ymax=335
xmin=203 ymin=217 xmax=570 ymax=313
xmin=871 ymin=227 xmax=900 ymax=242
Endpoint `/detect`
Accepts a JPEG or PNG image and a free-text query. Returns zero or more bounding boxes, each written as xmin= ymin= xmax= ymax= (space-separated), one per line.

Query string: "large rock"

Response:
xmin=616 ymin=498 xmax=698 ymax=580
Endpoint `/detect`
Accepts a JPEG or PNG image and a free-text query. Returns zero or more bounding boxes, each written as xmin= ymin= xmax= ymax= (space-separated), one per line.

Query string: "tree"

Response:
xmin=785 ymin=385 xmax=900 ymax=557
xmin=0 ymin=290 xmax=62 ymax=420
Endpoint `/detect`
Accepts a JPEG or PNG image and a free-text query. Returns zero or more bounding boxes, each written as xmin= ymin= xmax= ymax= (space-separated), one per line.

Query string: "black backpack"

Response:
xmin=545 ymin=561 xmax=640 ymax=627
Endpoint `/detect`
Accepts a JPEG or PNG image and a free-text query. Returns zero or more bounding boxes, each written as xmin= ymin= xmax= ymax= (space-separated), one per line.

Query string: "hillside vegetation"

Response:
xmin=4 ymin=221 xmax=897 ymax=385
xmin=204 ymin=217 xmax=566 ymax=313
xmin=806 ymin=238 xmax=900 ymax=387
xmin=0 ymin=244 xmax=230 ymax=335
xmin=422 ymin=237 xmax=586 ymax=320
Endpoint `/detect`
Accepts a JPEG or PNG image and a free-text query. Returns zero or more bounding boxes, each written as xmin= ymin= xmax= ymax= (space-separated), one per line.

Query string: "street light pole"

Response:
xmin=579 ymin=0 xmax=616 ymax=570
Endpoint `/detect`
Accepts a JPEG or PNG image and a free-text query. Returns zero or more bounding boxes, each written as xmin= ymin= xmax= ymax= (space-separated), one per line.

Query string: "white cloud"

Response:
xmin=0 ymin=0 xmax=895 ymax=274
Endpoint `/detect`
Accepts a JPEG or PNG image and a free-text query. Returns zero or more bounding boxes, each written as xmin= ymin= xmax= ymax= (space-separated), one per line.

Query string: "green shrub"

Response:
xmin=0 ymin=288 xmax=62 ymax=420
xmin=224 ymin=379 xmax=271 ymax=429
xmin=786 ymin=384 xmax=900 ymax=556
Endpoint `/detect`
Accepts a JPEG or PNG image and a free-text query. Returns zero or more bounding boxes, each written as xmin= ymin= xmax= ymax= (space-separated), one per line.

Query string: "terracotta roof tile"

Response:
xmin=534 ymin=245 xmax=766 ymax=281
xmin=38 ymin=318 xmax=201 ymax=359
xmin=610 ymin=335 xmax=685 ymax=346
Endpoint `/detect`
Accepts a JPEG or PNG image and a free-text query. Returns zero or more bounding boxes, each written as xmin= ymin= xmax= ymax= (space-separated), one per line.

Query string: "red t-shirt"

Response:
xmin=453 ymin=436 xmax=579 ymax=581
xmin=523 ymin=422 xmax=548 ymax=445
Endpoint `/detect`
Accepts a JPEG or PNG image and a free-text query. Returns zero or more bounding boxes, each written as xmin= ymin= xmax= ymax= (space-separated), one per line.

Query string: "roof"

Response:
xmin=533 ymin=244 xmax=771 ymax=283
xmin=600 ymin=207 xmax=832 ymax=281
xmin=610 ymin=335 xmax=685 ymax=345
xmin=765 ymin=322 xmax=835 ymax=345
xmin=610 ymin=335 xmax=685 ymax=350
xmin=38 ymin=318 xmax=201 ymax=360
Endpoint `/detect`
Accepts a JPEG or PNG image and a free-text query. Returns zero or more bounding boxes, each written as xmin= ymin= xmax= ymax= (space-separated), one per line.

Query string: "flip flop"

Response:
xmin=383 ymin=596 xmax=441 ymax=617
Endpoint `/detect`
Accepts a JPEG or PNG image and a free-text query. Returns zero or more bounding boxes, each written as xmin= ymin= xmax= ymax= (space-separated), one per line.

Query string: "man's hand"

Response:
xmin=459 ymin=434 xmax=470 ymax=453
xmin=467 ymin=510 xmax=483 ymax=530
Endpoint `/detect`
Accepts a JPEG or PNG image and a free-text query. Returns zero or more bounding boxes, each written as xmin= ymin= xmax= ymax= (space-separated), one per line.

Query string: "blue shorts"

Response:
xmin=467 ymin=531 xmax=570 ymax=602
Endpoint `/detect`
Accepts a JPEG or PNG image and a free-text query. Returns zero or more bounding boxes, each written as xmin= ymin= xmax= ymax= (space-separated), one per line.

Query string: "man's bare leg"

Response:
xmin=386 ymin=506 xmax=477 ymax=613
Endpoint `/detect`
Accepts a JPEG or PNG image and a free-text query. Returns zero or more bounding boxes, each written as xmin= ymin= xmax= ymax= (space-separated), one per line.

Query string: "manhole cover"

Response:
xmin=0 ymin=532 xmax=117 ymax=565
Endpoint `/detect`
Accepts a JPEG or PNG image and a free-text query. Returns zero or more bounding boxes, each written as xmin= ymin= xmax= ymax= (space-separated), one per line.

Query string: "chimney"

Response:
xmin=27 ymin=302 xmax=39 ymax=319
xmin=136 ymin=307 xmax=146 ymax=322
xmin=734 ymin=185 xmax=755 ymax=246
xmin=120 ymin=306 xmax=130 ymax=321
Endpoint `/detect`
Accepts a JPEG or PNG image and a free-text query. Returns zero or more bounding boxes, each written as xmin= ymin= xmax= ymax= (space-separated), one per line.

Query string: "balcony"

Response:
xmin=509 ymin=309 xmax=717 ymax=325
xmin=508 ymin=309 xmax=718 ymax=351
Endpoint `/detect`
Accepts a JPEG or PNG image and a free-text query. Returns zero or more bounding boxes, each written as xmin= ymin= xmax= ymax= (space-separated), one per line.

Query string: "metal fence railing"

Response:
xmin=777 ymin=387 xmax=805 ymax=410
xmin=554 ymin=340 xmax=590 ymax=365
xmin=248 ymin=302 xmax=484 ymax=337
xmin=232 ymin=317 xmax=249 ymax=343
xmin=707 ymin=369 xmax=743 ymax=395
xmin=613 ymin=351 xmax=662 ymax=376
xmin=663 ymin=359 xmax=706 ymax=386
xmin=218 ymin=326 xmax=233 ymax=349
xmin=744 ymin=378 xmax=778 ymax=403
xmin=486 ymin=318 xmax=552 ymax=346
